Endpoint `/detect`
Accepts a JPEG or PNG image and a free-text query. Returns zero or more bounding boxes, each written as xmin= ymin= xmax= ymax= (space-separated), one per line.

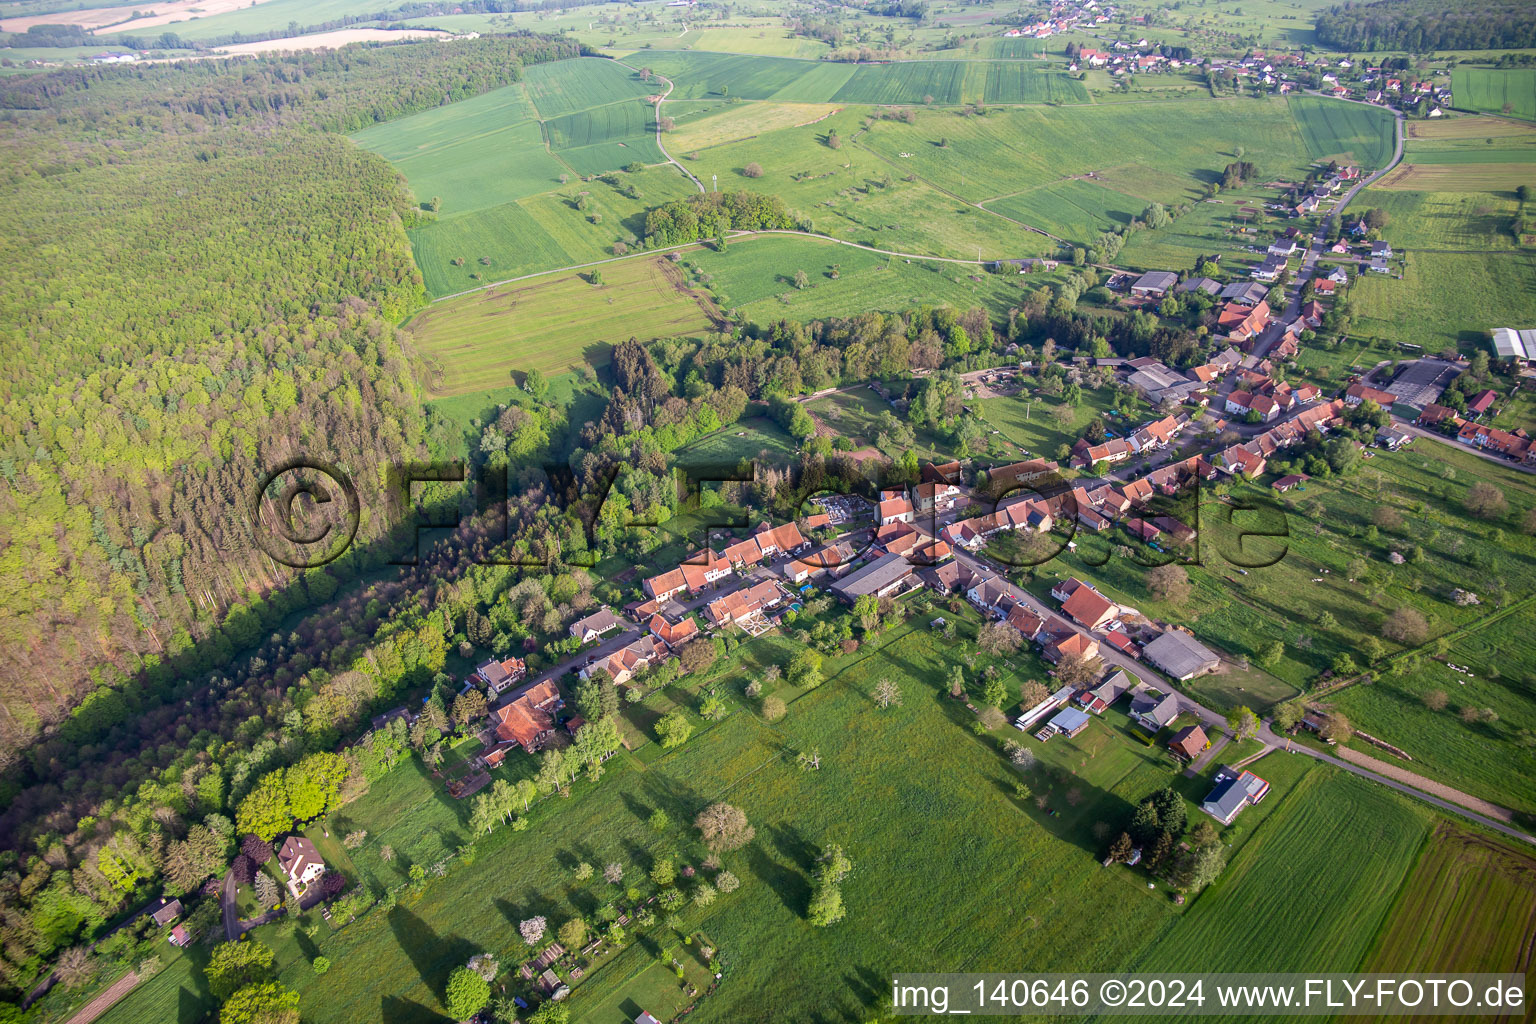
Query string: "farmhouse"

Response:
xmin=966 ymin=573 xmax=1019 ymax=617
xmin=1251 ymin=256 xmax=1287 ymax=282
xmin=1271 ymin=473 xmax=1307 ymax=492
xmin=706 ymin=580 xmax=785 ymax=628
xmin=150 ymin=898 xmax=182 ymax=928
xmin=278 ymin=835 xmax=326 ymax=898
xmin=1059 ymin=579 xmax=1118 ymax=630
xmin=581 ymin=635 xmax=667 ymax=686
xmin=569 ymin=608 xmax=625 ymax=643
xmin=648 ymin=612 xmax=699 ymax=648
xmin=1202 ymin=767 xmax=1270 ymax=825
xmin=1077 ymin=669 xmax=1132 ymax=713
xmin=1466 ymin=389 xmax=1498 ymax=418
xmin=1142 ymin=629 xmax=1220 ymax=680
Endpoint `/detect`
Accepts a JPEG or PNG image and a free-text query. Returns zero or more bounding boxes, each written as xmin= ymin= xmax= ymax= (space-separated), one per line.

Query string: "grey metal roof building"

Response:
xmin=1143 ymin=630 xmax=1220 ymax=680
xmin=830 ymin=552 xmax=913 ymax=603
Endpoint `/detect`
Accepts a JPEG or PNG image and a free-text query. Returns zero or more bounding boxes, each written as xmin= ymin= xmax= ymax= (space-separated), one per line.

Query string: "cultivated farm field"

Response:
xmin=1452 ymin=68 xmax=1536 ymax=121
xmin=1362 ymin=824 xmax=1536 ymax=985
xmin=1132 ymin=768 xmax=1431 ymax=980
xmin=522 ymin=56 xmax=655 ymax=119
xmin=1287 ymin=94 xmax=1397 ymax=167
xmin=1354 ymin=187 xmax=1524 ymax=250
xmin=406 ymin=255 xmax=721 ymax=392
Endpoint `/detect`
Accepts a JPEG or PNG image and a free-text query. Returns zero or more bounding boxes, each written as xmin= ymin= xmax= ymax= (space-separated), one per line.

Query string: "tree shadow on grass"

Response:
xmin=744 ymin=841 xmax=813 ymax=919
xmin=388 ymin=905 xmax=477 ymax=1016
xmin=382 ymin=994 xmax=451 ymax=1024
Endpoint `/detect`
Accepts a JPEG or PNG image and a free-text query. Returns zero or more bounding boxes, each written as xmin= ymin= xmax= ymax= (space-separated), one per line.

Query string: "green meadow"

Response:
xmin=1452 ymin=68 xmax=1536 ymax=122
xmin=1351 ymin=250 xmax=1536 ymax=352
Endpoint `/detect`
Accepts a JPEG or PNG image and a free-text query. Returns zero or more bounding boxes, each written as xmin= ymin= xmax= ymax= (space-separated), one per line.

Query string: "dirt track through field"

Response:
xmin=63 ymin=970 xmax=137 ymax=1024
xmin=1335 ymin=747 xmax=1516 ymax=822
xmin=657 ymin=256 xmax=726 ymax=329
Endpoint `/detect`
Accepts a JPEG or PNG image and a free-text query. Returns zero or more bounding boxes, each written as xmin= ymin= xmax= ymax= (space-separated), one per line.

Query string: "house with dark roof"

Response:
xmin=1077 ymin=669 xmax=1131 ymax=713
xmin=1129 ymin=690 xmax=1180 ymax=731
xmin=569 ymin=608 xmax=626 ymax=644
xmin=150 ymin=898 xmax=182 ymax=928
xmin=1201 ymin=767 xmax=1270 ymax=824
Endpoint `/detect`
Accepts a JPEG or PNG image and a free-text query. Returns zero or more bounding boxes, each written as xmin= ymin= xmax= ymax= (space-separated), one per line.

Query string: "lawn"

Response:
xmin=1350 ymin=250 xmax=1536 ymax=352
xmin=1130 ymin=768 xmax=1431 ymax=983
xmin=404 ymin=254 xmax=720 ymax=393
xmin=1452 ymin=68 xmax=1536 ymax=122
xmin=671 ymin=415 xmax=797 ymax=469
xmin=1361 ymin=823 xmax=1536 ymax=985
xmin=975 ymin=386 xmax=1124 ymax=463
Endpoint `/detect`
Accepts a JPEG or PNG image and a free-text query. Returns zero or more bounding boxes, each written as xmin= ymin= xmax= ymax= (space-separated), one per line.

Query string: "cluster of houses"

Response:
xmin=1207 ymin=51 xmax=1451 ymax=112
xmin=1005 ymin=0 xmax=1113 ymax=41
xmin=1417 ymin=396 xmax=1535 ymax=465
xmin=1285 ymin=166 xmax=1361 ymax=218
xmin=1216 ymin=398 xmax=1347 ymax=478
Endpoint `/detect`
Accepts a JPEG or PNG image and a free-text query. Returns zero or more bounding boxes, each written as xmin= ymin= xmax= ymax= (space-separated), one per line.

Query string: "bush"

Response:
xmin=742 ymin=162 xmax=763 ymax=178
xmin=760 ymin=696 xmax=786 ymax=722
xmin=311 ymin=957 xmax=330 ymax=976
xmin=444 ymin=966 xmax=490 ymax=1020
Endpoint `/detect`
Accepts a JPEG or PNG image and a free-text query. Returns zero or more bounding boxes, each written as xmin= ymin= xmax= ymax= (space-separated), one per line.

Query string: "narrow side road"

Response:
xmin=611 ymin=57 xmax=704 ymax=194
xmin=1259 ymin=723 xmax=1536 ymax=846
